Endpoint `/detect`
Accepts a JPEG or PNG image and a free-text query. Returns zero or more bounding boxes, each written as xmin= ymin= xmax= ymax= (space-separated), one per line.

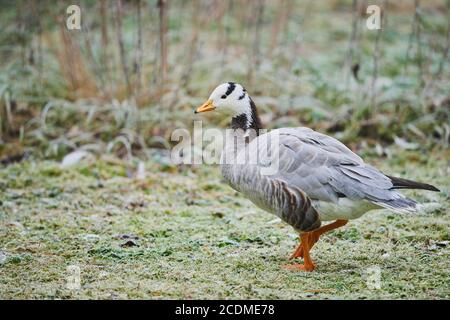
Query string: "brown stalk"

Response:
xmin=344 ymin=0 xmax=360 ymax=87
xmin=30 ymin=0 xmax=43 ymax=80
xmin=370 ymin=3 xmax=385 ymax=114
xmin=168 ymin=0 xmax=200 ymax=109
xmin=405 ymin=0 xmax=424 ymax=85
xmin=134 ymin=0 xmax=143 ymax=97
xmin=99 ymin=0 xmax=112 ymax=93
xmin=180 ymin=0 xmax=200 ymax=89
xmin=435 ymin=21 xmax=450 ymax=80
xmin=268 ymin=0 xmax=291 ymax=57
xmin=115 ymin=0 xmax=131 ymax=96
xmin=82 ymin=18 xmax=105 ymax=97
xmin=218 ymin=0 xmax=231 ymax=77
xmin=247 ymin=0 xmax=265 ymax=87
xmin=54 ymin=19 xmax=96 ymax=99
xmin=157 ymin=0 xmax=169 ymax=90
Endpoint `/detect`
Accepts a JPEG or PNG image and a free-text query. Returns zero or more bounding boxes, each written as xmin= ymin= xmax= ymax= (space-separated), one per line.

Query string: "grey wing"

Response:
xmin=253 ymin=127 xmax=404 ymax=206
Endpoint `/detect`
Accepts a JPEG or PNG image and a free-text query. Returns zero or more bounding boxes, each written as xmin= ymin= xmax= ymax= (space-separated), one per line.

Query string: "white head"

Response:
xmin=195 ymin=82 xmax=262 ymax=131
xmin=195 ymin=82 xmax=249 ymax=115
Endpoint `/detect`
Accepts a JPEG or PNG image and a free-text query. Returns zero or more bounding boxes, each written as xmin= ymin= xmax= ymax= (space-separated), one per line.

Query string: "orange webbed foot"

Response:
xmin=285 ymin=220 xmax=349 ymax=272
xmin=282 ymin=263 xmax=315 ymax=272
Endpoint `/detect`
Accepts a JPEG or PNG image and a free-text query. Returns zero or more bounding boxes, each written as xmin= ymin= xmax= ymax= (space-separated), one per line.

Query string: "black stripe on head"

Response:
xmin=238 ymin=92 xmax=246 ymax=100
xmin=225 ymin=82 xmax=236 ymax=97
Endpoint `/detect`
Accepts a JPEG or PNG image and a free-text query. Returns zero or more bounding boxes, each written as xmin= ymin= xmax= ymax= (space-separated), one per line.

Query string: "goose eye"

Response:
xmin=221 ymin=95 xmax=227 ymax=99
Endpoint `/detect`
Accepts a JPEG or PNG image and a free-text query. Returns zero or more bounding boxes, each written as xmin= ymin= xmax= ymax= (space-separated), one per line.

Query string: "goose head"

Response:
xmin=195 ymin=82 xmax=262 ymax=132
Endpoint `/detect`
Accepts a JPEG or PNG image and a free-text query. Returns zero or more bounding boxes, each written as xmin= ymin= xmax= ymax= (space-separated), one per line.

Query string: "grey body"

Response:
xmin=198 ymin=82 xmax=436 ymax=233
xmin=221 ymin=127 xmax=417 ymax=232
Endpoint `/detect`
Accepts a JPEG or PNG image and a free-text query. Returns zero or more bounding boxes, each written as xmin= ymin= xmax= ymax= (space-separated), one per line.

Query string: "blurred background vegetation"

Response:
xmin=0 ymin=0 xmax=449 ymax=166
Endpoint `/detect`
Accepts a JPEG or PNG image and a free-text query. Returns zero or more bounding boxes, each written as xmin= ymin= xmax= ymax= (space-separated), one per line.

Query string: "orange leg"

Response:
xmin=285 ymin=220 xmax=348 ymax=271
xmin=290 ymin=219 xmax=348 ymax=260
xmin=283 ymin=233 xmax=315 ymax=271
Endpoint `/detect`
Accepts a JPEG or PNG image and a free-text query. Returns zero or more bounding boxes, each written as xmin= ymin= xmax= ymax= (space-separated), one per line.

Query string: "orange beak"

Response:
xmin=194 ymin=99 xmax=215 ymax=113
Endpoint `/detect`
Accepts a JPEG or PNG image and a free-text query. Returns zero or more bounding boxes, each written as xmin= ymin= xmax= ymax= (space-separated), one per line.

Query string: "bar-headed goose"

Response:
xmin=195 ymin=82 xmax=439 ymax=271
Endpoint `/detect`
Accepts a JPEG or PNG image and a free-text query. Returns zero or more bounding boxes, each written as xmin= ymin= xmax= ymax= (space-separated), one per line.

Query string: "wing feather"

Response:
xmin=251 ymin=127 xmax=405 ymax=206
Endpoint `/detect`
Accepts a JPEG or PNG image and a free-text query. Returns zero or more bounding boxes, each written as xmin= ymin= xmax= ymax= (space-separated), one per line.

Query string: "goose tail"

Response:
xmin=387 ymin=175 xmax=440 ymax=192
xmin=372 ymin=197 xmax=418 ymax=214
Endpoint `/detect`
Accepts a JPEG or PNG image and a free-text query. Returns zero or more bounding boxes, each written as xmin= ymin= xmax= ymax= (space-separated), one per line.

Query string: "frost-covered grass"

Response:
xmin=0 ymin=148 xmax=448 ymax=299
